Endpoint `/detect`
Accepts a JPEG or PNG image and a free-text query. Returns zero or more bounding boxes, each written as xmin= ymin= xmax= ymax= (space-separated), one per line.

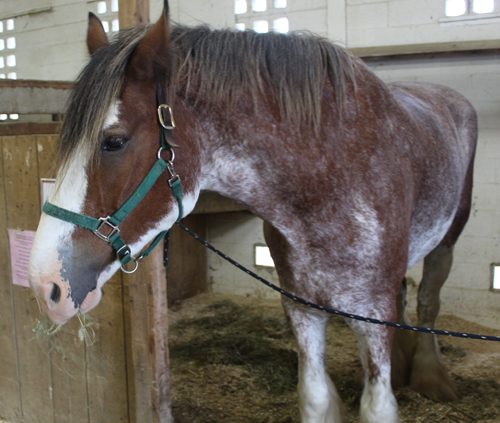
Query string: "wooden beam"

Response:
xmin=0 ymin=80 xmax=72 ymax=115
xmin=0 ymin=123 xmax=62 ymax=136
xmin=350 ymin=40 xmax=500 ymax=58
xmin=116 ymin=2 xmax=174 ymax=423
xmin=192 ymin=192 xmax=247 ymax=215
xmin=118 ymin=0 xmax=150 ymax=28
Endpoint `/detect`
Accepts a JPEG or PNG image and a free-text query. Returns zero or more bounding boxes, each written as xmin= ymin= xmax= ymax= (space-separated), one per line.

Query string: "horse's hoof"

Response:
xmin=410 ymin=358 xmax=459 ymax=402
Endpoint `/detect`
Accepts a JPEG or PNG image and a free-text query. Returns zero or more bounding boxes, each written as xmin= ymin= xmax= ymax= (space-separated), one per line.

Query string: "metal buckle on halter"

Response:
xmin=93 ymin=217 xmax=120 ymax=243
xmin=158 ymin=104 xmax=176 ymax=130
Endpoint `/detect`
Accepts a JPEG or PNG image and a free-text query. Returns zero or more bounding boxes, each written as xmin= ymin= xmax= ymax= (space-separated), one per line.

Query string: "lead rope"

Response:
xmin=174 ymin=222 xmax=500 ymax=342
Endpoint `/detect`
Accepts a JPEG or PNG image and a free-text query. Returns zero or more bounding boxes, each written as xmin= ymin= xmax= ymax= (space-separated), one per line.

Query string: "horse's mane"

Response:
xmin=57 ymin=24 xmax=356 ymax=173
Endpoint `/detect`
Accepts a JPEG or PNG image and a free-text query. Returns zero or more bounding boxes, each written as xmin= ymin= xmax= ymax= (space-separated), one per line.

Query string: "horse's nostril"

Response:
xmin=50 ymin=283 xmax=61 ymax=304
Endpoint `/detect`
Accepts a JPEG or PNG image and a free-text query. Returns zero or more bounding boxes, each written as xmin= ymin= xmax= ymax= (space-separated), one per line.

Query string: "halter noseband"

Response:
xmin=42 ymin=80 xmax=183 ymax=274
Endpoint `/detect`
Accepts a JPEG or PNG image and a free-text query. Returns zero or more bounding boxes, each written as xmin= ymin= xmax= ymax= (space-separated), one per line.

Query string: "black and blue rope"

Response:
xmin=176 ymin=222 xmax=500 ymax=342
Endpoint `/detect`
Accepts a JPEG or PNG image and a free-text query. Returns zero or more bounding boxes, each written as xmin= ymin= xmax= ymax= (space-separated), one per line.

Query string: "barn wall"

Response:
xmin=347 ymin=0 xmax=500 ymax=54
xmin=3 ymin=1 xmax=498 ymax=82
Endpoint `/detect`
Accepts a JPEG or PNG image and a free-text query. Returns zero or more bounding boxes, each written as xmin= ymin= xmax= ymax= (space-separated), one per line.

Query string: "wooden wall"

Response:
xmin=0 ymin=133 xmax=132 ymax=423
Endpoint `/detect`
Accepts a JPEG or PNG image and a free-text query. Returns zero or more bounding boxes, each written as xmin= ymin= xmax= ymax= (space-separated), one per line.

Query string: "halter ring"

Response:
xmin=157 ymin=147 xmax=175 ymax=162
xmin=120 ymin=258 xmax=139 ymax=274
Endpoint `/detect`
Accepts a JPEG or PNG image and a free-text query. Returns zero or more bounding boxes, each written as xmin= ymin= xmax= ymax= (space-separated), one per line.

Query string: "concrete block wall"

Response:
xmin=0 ymin=0 xmax=234 ymax=82
xmin=207 ymin=212 xmax=282 ymax=300
xmin=347 ymin=0 xmax=500 ymax=53
xmin=3 ymin=1 xmax=498 ymax=82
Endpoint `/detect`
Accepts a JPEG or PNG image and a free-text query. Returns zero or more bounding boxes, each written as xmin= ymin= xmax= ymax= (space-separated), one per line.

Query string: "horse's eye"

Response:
xmin=103 ymin=136 xmax=128 ymax=152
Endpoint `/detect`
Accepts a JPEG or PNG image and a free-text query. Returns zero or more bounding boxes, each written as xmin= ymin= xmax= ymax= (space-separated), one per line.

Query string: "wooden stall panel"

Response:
xmin=0 ymin=136 xmax=22 ymax=422
xmin=86 ymin=272 xmax=129 ymax=423
xmin=124 ymin=246 xmax=172 ymax=423
xmin=167 ymin=215 xmax=208 ymax=306
xmin=2 ymin=135 xmax=54 ymax=423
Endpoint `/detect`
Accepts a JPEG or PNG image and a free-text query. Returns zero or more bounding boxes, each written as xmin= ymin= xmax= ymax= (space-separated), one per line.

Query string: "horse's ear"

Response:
xmin=87 ymin=12 xmax=108 ymax=55
xmin=127 ymin=3 xmax=170 ymax=81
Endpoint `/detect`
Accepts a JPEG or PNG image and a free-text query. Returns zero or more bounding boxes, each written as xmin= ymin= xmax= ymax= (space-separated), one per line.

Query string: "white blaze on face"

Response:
xmin=28 ymin=100 xmax=122 ymax=322
xmin=104 ymin=100 xmax=121 ymax=129
xmin=28 ymin=146 xmax=91 ymax=322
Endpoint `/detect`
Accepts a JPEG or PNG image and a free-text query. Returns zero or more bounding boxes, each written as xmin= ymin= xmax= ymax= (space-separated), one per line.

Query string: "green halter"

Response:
xmin=42 ymin=87 xmax=183 ymax=274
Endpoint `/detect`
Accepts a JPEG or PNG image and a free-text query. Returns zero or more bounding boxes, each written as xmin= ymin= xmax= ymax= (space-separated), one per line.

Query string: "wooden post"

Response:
xmin=118 ymin=0 xmax=150 ymax=28
xmin=118 ymin=2 xmax=174 ymax=423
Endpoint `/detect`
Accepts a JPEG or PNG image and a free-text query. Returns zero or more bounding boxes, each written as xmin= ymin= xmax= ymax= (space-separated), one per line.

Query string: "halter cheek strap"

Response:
xmin=42 ymin=80 xmax=183 ymax=274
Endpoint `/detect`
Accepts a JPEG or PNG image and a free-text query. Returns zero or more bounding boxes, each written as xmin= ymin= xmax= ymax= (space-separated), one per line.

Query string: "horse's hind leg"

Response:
xmin=391 ymin=278 xmax=416 ymax=388
xmin=410 ymin=160 xmax=473 ymax=402
xmin=410 ymin=243 xmax=459 ymax=401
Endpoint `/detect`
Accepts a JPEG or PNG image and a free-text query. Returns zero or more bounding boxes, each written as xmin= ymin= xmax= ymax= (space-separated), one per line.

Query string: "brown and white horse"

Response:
xmin=28 ymin=3 xmax=477 ymax=422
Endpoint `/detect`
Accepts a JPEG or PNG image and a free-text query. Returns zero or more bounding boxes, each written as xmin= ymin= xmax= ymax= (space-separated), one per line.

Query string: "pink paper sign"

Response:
xmin=8 ymin=229 xmax=36 ymax=288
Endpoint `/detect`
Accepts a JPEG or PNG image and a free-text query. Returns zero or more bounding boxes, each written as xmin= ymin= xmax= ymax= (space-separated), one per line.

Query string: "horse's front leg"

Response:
xmin=284 ymin=302 xmax=344 ymax=423
xmin=264 ymin=222 xmax=343 ymax=422
xmin=348 ymin=318 xmax=399 ymax=423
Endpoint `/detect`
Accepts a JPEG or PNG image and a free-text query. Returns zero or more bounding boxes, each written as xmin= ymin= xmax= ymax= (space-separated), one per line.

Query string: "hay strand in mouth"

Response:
xmin=76 ymin=312 xmax=97 ymax=347
xmin=32 ymin=312 xmax=99 ymax=356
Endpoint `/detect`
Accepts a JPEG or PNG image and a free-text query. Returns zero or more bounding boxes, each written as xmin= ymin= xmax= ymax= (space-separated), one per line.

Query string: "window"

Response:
xmin=473 ymin=0 xmax=495 ymax=12
xmin=252 ymin=0 xmax=267 ymax=12
xmin=235 ymin=0 xmax=247 ymax=14
xmin=255 ymin=245 xmax=275 ymax=267
xmin=254 ymin=20 xmax=268 ymax=33
xmin=93 ymin=1 xmax=120 ymax=32
xmin=235 ymin=0 xmax=290 ymax=33
xmin=7 ymin=37 xmax=15 ymax=49
xmin=6 ymin=55 xmax=16 ymax=67
xmin=492 ymin=264 xmax=500 ymax=290
xmin=445 ymin=0 xmax=498 ymax=17
xmin=273 ymin=17 xmax=289 ymax=33
xmin=97 ymin=1 xmax=107 ymax=14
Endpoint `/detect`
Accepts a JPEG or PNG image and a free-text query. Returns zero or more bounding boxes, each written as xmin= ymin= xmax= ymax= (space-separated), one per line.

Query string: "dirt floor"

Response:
xmin=169 ymin=293 xmax=500 ymax=423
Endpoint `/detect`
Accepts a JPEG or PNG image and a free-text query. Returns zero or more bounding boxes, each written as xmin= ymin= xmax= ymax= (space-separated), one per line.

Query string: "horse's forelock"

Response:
xmin=56 ymin=26 xmax=150 ymax=177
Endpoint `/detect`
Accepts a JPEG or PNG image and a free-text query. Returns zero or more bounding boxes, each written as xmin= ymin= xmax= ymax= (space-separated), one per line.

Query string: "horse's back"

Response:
xmin=387 ymin=82 xmax=477 ymax=267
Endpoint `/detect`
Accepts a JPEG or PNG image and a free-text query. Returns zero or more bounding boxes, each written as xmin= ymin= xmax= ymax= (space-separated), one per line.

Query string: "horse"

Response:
xmin=28 ymin=2 xmax=478 ymax=422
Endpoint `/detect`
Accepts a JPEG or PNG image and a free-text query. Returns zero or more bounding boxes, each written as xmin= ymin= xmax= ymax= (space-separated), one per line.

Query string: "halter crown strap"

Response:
xmin=42 ymin=79 xmax=183 ymax=273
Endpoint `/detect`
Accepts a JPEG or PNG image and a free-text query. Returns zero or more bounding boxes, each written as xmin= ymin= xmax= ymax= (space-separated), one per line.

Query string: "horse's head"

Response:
xmin=28 ymin=1 xmax=197 ymax=324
